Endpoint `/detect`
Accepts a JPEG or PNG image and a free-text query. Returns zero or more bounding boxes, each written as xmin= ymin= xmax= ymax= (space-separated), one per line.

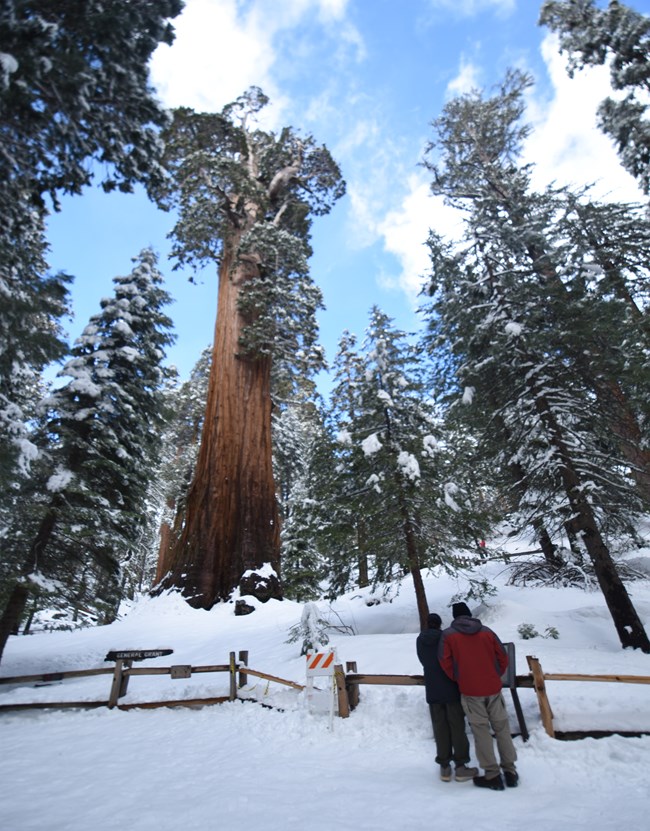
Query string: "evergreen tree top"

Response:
xmin=157 ymin=87 xmax=346 ymax=272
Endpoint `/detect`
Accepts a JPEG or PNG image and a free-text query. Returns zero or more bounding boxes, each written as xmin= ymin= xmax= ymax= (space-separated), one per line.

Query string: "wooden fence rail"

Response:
xmin=0 ymin=667 xmax=114 ymax=684
xmin=526 ymin=655 xmax=650 ymax=739
xmin=0 ymin=649 xmax=302 ymax=712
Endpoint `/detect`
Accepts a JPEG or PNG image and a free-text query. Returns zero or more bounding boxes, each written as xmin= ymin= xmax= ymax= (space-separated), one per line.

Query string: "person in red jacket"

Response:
xmin=439 ymin=602 xmax=518 ymax=790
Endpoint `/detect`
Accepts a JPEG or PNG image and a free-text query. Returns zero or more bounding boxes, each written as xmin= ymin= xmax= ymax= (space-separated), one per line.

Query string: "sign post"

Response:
xmin=105 ymin=649 xmax=174 ymax=708
xmin=501 ymin=642 xmax=529 ymax=741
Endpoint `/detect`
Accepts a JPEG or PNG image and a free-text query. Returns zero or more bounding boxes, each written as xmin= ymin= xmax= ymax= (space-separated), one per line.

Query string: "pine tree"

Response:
xmin=318 ymin=330 xmax=371 ymax=596
xmin=0 ymin=215 xmax=70 ymax=497
xmin=155 ymin=89 xmax=344 ymax=608
xmin=324 ymin=309 xmax=473 ymax=630
xmin=540 ymin=0 xmax=650 ymax=193
xmin=274 ymin=398 xmax=328 ymax=601
xmin=0 ymin=0 xmax=183 ymax=220
xmin=422 ymin=71 xmax=650 ymax=651
xmin=0 ymin=249 xmax=175 ymax=661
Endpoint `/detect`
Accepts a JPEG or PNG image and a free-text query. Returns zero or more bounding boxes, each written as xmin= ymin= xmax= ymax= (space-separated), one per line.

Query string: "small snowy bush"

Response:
xmin=517 ymin=622 xmax=539 ymax=640
xmin=517 ymin=622 xmax=560 ymax=640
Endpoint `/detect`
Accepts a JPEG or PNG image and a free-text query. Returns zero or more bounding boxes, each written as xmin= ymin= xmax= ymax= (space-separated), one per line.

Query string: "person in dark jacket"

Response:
xmin=416 ymin=612 xmax=478 ymax=783
xmin=439 ymin=602 xmax=518 ymax=791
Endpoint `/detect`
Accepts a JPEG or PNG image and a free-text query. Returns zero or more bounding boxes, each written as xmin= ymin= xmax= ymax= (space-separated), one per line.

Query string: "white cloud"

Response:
xmin=524 ymin=34 xmax=643 ymax=203
xmin=427 ymin=0 xmax=515 ymax=17
xmin=149 ymin=0 xmax=361 ymax=123
xmin=376 ymin=174 xmax=463 ymax=301
xmin=342 ymin=124 xmax=413 ymax=249
xmin=150 ymin=0 xmax=280 ymax=117
xmin=446 ymin=57 xmax=482 ymax=97
xmin=316 ymin=0 xmax=350 ymax=22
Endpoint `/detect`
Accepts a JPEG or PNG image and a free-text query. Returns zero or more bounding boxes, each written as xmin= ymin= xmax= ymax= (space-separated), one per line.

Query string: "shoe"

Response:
xmin=473 ymin=774 xmax=505 ymax=791
xmin=455 ymin=764 xmax=479 ymax=782
xmin=504 ymin=770 xmax=519 ymax=788
xmin=440 ymin=765 xmax=452 ymax=782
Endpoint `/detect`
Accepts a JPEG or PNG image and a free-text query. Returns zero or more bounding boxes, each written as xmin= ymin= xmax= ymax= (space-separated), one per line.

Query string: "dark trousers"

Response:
xmin=429 ymin=701 xmax=470 ymax=766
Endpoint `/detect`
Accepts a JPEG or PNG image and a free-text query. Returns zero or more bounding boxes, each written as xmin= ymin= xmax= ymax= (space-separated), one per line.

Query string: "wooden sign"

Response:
xmin=105 ymin=649 xmax=173 ymax=662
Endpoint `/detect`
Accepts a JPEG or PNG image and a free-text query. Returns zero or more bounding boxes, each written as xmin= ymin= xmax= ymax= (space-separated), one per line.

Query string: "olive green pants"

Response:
xmin=429 ymin=700 xmax=470 ymax=766
xmin=461 ymin=692 xmax=517 ymax=779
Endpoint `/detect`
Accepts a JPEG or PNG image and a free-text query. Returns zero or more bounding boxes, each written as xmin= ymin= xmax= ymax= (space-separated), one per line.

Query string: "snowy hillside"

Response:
xmin=1 ymin=557 xmax=650 ymax=831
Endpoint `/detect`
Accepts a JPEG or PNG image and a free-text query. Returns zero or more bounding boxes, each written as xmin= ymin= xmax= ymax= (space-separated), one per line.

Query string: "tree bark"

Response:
xmin=356 ymin=518 xmax=369 ymax=588
xmin=390 ymin=451 xmax=429 ymax=630
xmin=161 ymin=242 xmax=281 ymax=608
xmin=533 ymin=390 xmax=650 ymax=653
xmin=0 ymin=508 xmax=59 ymax=663
xmin=0 ymin=583 xmax=30 ymax=662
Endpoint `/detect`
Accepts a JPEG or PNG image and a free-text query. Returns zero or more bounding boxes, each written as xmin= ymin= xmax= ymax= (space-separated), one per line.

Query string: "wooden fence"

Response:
xmin=0 ymin=649 xmax=302 ymax=712
xmin=525 ymin=655 xmax=650 ymax=739
xmin=2 ymin=648 xmax=649 ymax=740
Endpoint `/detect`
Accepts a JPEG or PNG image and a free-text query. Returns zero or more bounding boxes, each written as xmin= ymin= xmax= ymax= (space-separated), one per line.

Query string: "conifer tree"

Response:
xmin=318 ymin=330 xmax=371 ymax=596
xmin=274 ymin=398 xmax=328 ymax=601
xmin=0 ymin=249 xmax=174 ymax=661
xmin=0 ymin=217 xmax=70 ymax=498
xmin=153 ymin=348 xmax=212 ymax=587
xmin=325 ymin=310 xmax=475 ymax=630
xmin=155 ymin=89 xmax=344 ymax=608
xmin=422 ymin=72 xmax=650 ymax=651
xmin=0 ymin=0 xmax=183 ymax=220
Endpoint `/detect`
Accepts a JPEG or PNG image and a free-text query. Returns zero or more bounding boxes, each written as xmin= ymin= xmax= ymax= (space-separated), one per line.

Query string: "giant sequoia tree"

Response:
xmin=156 ymin=90 xmax=344 ymax=608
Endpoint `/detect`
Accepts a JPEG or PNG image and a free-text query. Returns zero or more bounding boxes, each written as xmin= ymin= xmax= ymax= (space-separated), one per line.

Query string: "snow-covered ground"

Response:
xmin=1 ymin=557 xmax=650 ymax=831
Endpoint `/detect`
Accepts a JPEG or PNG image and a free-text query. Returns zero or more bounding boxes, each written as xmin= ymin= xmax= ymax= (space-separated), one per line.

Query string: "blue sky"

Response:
xmin=45 ymin=0 xmax=647 ymax=388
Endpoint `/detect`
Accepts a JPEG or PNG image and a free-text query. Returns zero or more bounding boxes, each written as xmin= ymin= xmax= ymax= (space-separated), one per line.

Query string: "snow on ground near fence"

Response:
xmin=1 ymin=559 xmax=650 ymax=830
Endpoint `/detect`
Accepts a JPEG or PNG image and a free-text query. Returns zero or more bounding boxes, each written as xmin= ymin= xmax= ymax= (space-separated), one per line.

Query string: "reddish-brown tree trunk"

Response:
xmin=161 ymin=242 xmax=281 ymax=608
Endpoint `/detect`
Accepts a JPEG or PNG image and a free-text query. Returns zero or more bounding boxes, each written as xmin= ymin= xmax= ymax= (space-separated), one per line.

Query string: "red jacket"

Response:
xmin=439 ymin=616 xmax=508 ymax=697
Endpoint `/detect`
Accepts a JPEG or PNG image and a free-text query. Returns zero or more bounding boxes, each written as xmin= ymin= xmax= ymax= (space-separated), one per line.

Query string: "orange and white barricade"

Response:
xmin=306 ymin=648 xmax=337 ymax=727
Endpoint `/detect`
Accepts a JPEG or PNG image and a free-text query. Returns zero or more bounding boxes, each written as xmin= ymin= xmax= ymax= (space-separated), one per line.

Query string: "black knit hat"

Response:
xmin=427 ymin=613 xmax=442 ymax=629
xmin=452 ymin=602 xmax=472 ymax=618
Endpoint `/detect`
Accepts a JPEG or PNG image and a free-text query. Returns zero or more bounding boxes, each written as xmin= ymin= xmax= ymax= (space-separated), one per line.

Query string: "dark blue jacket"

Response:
xmin=416 ymin=627 xmax=461 ymax=704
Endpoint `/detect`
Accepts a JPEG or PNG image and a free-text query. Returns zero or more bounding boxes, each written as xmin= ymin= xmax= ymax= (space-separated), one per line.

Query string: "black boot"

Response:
xmin=473 ymin=774 xmax=505 ymax=791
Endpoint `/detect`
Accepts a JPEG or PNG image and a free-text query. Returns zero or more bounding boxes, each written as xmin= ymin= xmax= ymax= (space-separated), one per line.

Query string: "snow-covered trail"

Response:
xmin=1 ymin=690 xmax=649 ymax=831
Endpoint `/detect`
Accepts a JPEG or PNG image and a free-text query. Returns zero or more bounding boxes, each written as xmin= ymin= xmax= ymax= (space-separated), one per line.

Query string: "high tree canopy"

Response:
xmin=0 ymin=0 xmax=183 ymax=495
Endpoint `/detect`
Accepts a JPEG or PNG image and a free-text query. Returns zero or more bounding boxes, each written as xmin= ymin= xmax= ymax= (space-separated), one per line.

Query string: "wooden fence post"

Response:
xmin=334 ymin=664 xmax=350 ymax=718
xmin=527 ymin=655 xmax=555 ymax=738
xmin=108 ymin=659 xmax=132 ymax=709
xmin=346 ymin=661 xmax=359 ymax=710
xmin=229 ymin=652 xmax=237 ymax=701
xmin=238 ymin=650 xmax=248 ymax=688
